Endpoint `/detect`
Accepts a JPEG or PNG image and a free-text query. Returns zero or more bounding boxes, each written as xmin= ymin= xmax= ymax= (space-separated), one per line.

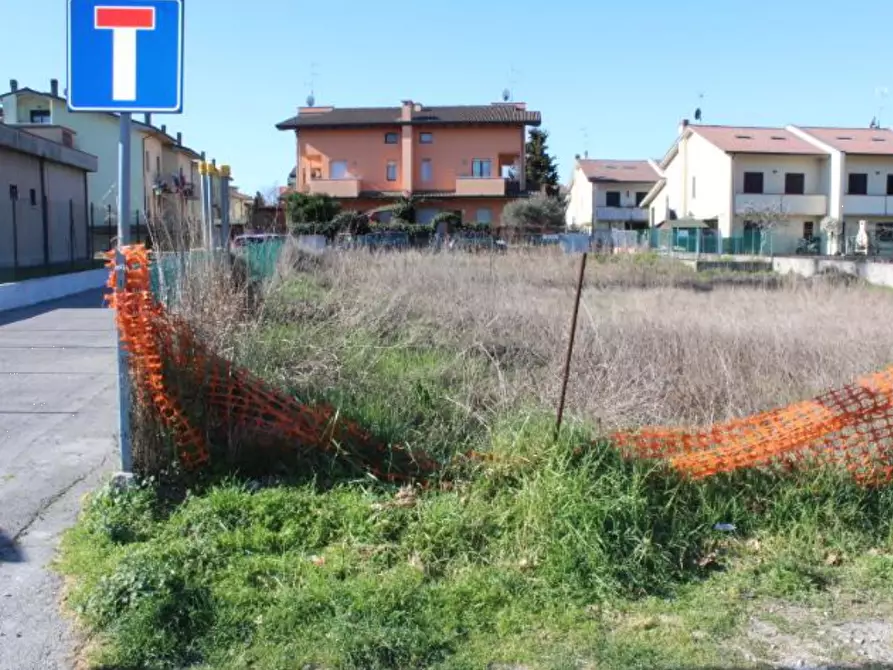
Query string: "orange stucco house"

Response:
xmin=275 ymin=99 xmax=541 ymax=225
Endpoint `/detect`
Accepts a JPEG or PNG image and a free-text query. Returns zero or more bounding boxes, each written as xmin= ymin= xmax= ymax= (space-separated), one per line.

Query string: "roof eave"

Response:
xmin=639 ymin=178 xmax=666 ymax=208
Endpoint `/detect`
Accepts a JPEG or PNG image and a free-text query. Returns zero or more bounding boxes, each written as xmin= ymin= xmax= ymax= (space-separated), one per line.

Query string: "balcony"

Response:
xmin=595 ymin=206 xmax=648 ymax=223
xmin=455 ymin=177 xmax=507 ymax=197
xmin=843 ymin=195 xmax=893 ymax=216
xmin=307 ymin=178 xmax=361 ymax=198
xmin=734 ymin=193 xmax=827 ymax=217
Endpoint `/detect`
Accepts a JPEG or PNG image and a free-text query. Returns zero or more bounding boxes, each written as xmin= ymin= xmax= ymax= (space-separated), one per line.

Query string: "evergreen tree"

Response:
xmin=525 ymin=128 xmax=560 ymax=197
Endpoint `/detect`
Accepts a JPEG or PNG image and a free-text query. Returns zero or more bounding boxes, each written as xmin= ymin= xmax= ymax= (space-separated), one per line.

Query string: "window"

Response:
xmin=887 ymin=174 xmax=893 ymax=196
xmin=476 ymin=208 xmax=492 ymax=224
xmin=419 ymin=132 xmax=433 ymax=144
xmin=29 ymin=189 xmax=37 ymax=207
xmin=155 ymin=156 xmax=161 ymax=175
xmin=29 ymin=109 xmax=50 ymax=124
xmin=877 ymin=223 xmax=893 ymax=243
xmin=743 ymin=172 xmax=764 ymax=194
xmin=330 ymin=160 xmax=348 ymax=179
xmin=421 ymin=159 xmax=432 ymax=183
xmin=691 ymin=176 xmax=697 ymax=199
xmin=803 ymin=221 xmax=815 ymax=239
xmin=605 ymin=191 xmax=621 ymax=207
xmin=386 ymin=161 xmax=397 ymax=182
xmin=848 ymin=173 xmax=868 ymax=195
xmin=471 ymin=159 xmax=491 ymax=178
xmin=785 ymin=173 xmax=805 ymax=195
xmin=384 ymin=132 xmax=399 ymax=144
xmin=145 ymin=151 xmax=150 ymax=172
xmin=635 ymin=192 xmax=648 ymax=207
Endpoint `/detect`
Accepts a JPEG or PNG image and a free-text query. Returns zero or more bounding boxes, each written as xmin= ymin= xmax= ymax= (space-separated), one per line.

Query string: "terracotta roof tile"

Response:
xmin=691 ymin=126 xmax=826 ymax=155
xmin=797 ymin=127 xmax=893 ymax=155
xmin=578 ymin=159 xmax=659 ymax=183
xmin=276 ymin=104 xmax=541 ymax=130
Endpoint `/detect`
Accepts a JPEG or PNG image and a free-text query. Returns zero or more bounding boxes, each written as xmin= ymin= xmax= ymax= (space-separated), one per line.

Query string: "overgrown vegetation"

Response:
xmin=61 ymin=246 xmax=893 ymax=668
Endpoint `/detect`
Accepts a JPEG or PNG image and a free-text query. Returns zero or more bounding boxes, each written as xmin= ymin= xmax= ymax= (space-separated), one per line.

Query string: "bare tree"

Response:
xmin=740 ymin=201 xmax=789 ymax=255
xmin=260 ymin=184 xmax=282 ymax=206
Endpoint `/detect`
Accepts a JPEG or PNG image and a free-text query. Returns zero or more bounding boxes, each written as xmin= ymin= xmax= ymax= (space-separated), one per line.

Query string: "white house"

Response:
xmin=642 ymin=120 xmax=893 ymax=255
xmin=565 ymin=158 xmax=660 ymax=232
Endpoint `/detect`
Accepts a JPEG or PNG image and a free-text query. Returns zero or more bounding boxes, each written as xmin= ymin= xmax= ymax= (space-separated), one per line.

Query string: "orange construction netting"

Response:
xmin=109 ymin=245 xmax=893 ymax=485
xmin=611 ymin=366 xmax=893 ymax=484
xmin=107 ymin=245 xmax=436 ymax=480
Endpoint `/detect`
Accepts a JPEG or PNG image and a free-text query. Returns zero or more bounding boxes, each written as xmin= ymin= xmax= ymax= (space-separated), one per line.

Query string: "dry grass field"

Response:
xmin=268 ymin=248 xmax=893 ymax=430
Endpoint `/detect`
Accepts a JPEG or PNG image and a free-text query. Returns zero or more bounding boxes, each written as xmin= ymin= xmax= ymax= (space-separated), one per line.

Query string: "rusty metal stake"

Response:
xmin=555 ymin=251 xmax=587 ymax=440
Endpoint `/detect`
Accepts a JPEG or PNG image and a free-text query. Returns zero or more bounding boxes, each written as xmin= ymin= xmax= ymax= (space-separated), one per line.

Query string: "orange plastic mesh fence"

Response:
xmin=107 ymin=246 xmax=437 ymax=480
xmin=612 ymin=365 xmax=893 ymax=484
xmin=110 ymin=246 xmax=893 ymax=484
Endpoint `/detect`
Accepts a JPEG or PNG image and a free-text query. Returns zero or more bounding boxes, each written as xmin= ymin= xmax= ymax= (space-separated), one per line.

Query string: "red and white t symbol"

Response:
xmin=94 ymin=6 xmax=156 ymax=102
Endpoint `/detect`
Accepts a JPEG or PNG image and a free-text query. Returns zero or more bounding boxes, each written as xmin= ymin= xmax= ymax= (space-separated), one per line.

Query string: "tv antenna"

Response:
xmin=694 ymin=92 xmax=704 ymax=123
xmin=305 ymin=61 xmax=319 ymax=107
xmin=503 ymin=65 xmax=520 ymax=102
xmin=875 ymin=86 xmax=889 ymax=128
xmin=580 ymin=127 xmax=590 ymax=159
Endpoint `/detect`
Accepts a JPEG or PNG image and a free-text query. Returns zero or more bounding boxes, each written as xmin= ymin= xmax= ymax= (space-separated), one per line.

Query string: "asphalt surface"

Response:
xmin=0 ymin=290 xmax=117 ymax=670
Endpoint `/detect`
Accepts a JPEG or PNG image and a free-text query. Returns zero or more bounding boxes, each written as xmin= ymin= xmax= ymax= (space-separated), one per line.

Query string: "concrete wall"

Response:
xmin=773 ymin=255 xmax=893 ymax=287
xmin=0 ymin=268 xmax=108 ymax=312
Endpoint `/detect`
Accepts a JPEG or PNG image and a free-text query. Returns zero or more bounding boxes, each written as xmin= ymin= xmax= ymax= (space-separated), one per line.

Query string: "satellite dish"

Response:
xmin=502 ymin=88 xmax=511 ymax=102
xmin=306 ymin=94 xmax=315 ymax=107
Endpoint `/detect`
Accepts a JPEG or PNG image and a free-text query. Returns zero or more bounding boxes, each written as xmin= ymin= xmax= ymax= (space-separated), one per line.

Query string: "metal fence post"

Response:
xmin=11 ymin=197 xmax=19 ymax=271
xmin=41 ymin=195 xmax=50 ymax=267
xmin=69 ymin=199 xmax=75 ymax=265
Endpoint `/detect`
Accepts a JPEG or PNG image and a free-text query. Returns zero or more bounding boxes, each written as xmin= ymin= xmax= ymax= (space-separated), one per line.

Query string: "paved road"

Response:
xmin=0 ymin=290 xmax=117 ymax=670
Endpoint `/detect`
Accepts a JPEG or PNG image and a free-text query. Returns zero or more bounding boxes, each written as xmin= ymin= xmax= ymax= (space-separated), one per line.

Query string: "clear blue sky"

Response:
xmin=3 ymin=0 xmax=893 ymax=196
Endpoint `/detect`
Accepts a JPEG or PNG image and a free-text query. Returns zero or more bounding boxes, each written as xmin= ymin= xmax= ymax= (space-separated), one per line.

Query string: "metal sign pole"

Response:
xmin=220 ymin=165 xmax=231 ymax=251
xmin=116 ymin=112 xmax=133 ymax=472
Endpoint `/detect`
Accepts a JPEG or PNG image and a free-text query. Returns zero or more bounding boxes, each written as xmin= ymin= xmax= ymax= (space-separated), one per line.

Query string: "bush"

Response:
xmin=501 ymin=194 xmax=566 ymax=236
xmin=285 ymin=193 xmax=341 ymax=224
xmin=331 ymin=210 xmax=371 ymax=236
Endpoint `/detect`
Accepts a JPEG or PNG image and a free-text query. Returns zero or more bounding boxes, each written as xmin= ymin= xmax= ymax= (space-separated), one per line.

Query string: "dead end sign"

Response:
xmin=67 ymin=0 xmax=183 ymax=113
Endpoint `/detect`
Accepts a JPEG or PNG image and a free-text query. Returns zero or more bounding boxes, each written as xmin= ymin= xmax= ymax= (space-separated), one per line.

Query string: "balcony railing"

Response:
xmin=734 ymin=193 xmax=827 ymax=217
xmin=595 ymin=206 xmax=648 ymax=222
xmin=843 ymin=195 xmax=893 ymax=216
xmin=455 ymin=176 xmax=507 ymax=197
xmin=307 ymin=178 xmax=361 ymax=198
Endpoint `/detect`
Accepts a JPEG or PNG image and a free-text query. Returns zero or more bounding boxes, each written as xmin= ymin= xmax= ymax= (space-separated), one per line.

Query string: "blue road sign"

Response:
xmin=67 ymin=0 xmax=184 ymax=113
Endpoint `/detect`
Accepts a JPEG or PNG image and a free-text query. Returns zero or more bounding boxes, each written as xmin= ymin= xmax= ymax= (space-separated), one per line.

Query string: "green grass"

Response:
xmin=61 ymin=430 xmax=893 ymax=669
xmin=59 ymin=272 xmax=893 ymax=669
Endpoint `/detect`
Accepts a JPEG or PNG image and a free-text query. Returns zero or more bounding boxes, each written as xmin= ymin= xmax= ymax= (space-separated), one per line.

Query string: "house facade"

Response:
xmin=642 ymin=121 xmax=893 ymax=255
xmin=565 ymin=159 xmax=659 ymax=232
xmin=0 ymin=123 xmax=97 ymax=268
xmin=276 ymin=100 xmax=541 ymax=225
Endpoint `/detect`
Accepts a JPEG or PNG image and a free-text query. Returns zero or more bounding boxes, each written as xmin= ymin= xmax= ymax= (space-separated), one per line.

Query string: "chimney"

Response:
xmin=9 ymin=79 xmax=17 ymax=92
xmin=161 ymin=124 xmax=167 ymax=134
xmin=50 ymin=79 xmax=59 ymax=97
xmin=200 ymin=151 xmax=206 ymax=160
xmin=176 ymin=132 xmax=182 ymax=145
xmin=144 ymin=112 xmax=152 ymax=125
xmin=401 ymin=99 xmax=414 ymax=121
xmin=584 ymin=150 xmax=589 ymax=159
xmin=678 ymin=118 xmax=690 ymax=135
xmin=574 ymin=154 xmax=580 ymax=160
